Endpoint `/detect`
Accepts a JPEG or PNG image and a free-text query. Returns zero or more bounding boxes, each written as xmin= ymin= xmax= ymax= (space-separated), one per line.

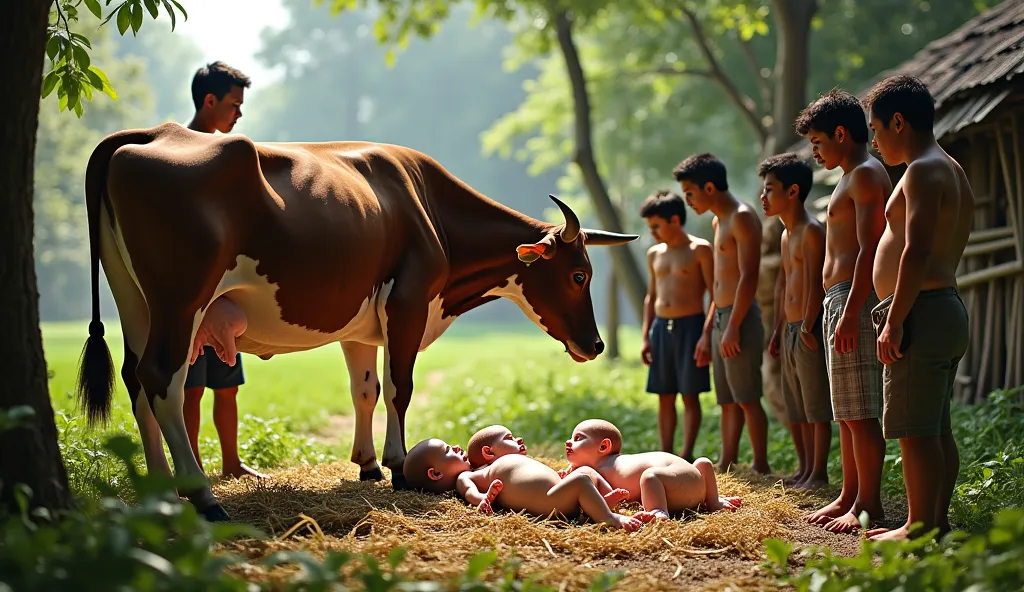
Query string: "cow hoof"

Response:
xmin=198 ymin=503 xmax=231 ymax=522
xmin=359 ymin=467 xmax=384 ymax=482
xmin=391 ymin=474 xmax=411 ymax=491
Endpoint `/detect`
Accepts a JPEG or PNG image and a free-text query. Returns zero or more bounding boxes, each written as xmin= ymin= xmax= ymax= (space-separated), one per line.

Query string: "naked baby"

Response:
xmin=564 ymin=419 xmax=741 ymax=521
xmin=467 ymin=424 xmax=630 ymax=508
xmin=404 ymin=437 xmax=642 ymax=531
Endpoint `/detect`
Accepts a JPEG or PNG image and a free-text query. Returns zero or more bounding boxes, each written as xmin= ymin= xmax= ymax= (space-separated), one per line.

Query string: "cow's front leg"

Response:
xmin=341 ymin=341 xmax=383 ymax=481
xmin=378 ymin=282 xmax=430 ymax=491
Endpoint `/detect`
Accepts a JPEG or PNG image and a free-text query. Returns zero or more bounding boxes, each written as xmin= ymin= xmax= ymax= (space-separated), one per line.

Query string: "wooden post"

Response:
xmin=976 ymin=262 xmax=997 ymax=402
xmin=606 ymin=265 xmax=620 ymax=360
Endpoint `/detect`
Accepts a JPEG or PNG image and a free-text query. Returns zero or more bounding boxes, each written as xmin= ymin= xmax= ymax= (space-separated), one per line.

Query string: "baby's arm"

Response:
xmin=456 ymin=471 xmax=503 ymax=513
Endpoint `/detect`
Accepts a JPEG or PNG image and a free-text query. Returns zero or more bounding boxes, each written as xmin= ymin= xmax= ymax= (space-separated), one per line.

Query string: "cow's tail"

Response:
xmin=75 ymin=129 xmax=153 ymax=427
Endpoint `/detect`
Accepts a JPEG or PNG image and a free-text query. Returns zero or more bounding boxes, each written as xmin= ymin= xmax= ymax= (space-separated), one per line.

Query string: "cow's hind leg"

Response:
xmin=136 ymin=312 xmax=228 ymax=521
xmin=341 ymin=341 xmax=383 ymax=481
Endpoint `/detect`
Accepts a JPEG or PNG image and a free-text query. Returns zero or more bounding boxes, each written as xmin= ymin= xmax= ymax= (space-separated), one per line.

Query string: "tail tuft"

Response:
xmin=76 ymin=325 xmax=114 ymax=427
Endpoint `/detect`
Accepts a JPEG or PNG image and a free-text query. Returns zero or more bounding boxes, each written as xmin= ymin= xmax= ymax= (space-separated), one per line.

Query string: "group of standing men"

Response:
xmin=641 ymin=73 xmax=974 ymax=541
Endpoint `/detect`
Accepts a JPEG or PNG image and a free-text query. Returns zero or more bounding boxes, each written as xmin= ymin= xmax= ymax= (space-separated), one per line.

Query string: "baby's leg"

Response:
xmin=694 ymin=457 xmax=742 ymax=512
xmin=569 ymin=466 xmax=629 ymax=506
xmin=634 ymin=464 xmax=699 ymax=522
xmin=545 ymin=472 xmax=641 ymax=531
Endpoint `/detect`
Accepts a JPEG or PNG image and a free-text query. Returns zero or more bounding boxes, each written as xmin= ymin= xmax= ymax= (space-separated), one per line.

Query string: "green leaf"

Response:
xmin=41 ymin=71 xmax=60 ymax=98
xmin=73 ymin=97 xmax=85 ymax=118
xmin=144 ymin=0 xmax=159 ymax=18
xmin=70 ymin=32 xmax=92 ymax=49
xmin=72 ymin=44 xmax=91 ymax=70
xmin=46 ymin=36 xmax=62 ymax=61
xmin=131 ymin=2 xmax=143 ymax=35
xmin=160 ymin=0 xmax=176 ymax=30
xmin=169 ymin=0 xmax=187 ymax=20
xmin=84 ymin=0 xmax=102 ymax=18
xmin=116 ymin=3 xmax=131 ymax=35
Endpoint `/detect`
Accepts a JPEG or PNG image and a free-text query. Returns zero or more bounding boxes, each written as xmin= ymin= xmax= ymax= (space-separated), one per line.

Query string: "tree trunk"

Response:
xmin=758 ymin=0 xmax=818 ymax=424
xmin=553 ymin=9 xmax=646 ymax=320
xmin=606 ymin=268 xmax=620 ymax=360
xmin=0 ymin=0 xmax=72 ymax=513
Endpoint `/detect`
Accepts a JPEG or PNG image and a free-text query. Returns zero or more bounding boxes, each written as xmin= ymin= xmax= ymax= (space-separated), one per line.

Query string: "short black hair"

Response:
xmin=795 ymin=87 xmax=869 ymax=144
xmin=191 ymin=61 xmax=251 ymax=110
xmin=758 ymin=153 xmax=814 ymax=203
xmin=639 ymin=190 xmax=687 ymax=226
xmin=863 ymin=74 xmax=935 ymax=132
xmin=672 ymin=153 xmax=729 ymax=191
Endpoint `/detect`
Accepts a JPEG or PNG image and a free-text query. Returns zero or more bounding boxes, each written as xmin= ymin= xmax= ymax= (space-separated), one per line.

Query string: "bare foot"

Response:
xmin=716 ymin=460 xmax=735 ymax=473
xmin=805 ymin=496 xmax=854 ymax=525
xmin=222 ymin=463 xmax=269 ymax=480
xmin=634 ymin=509 xmax=670 ymax=523
xmin=612 ymin=513 xmax=643 ymax=532
xmin=751 ymin=462 xmax=772 ymax=475
xmin=705 ymin=495 xmax=742 ymax=512
xmin=477 ymin=479 xmax=503 ymax=514
xmin=823 ymin=511 xmax=863 ymax=533
xmin=797 ymin=477 xmax=829 ymax=490
xmin=603 ymin=488 xmax=630 ymax=507
xmin=784 ymin=470 xmax=807 ymax=486
xmin=867 ymin=524 xmax=909 ymax=541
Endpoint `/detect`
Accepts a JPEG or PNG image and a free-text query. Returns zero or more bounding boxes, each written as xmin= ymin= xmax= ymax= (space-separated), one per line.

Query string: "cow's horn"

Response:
xmin=549 ymin=194 xmax=580 ymax=243
xmin=582 ymin=229 xmax=640 ymax=246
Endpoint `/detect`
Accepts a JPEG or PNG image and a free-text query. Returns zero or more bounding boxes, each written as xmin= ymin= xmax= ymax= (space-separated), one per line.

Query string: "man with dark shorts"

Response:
xmin=640 ymin=190 xmax=714 ymax=461
xmin=675 ymin=154 xmax=770 ymax=475
xmin=865 ymin=75 xmax=974 ymax=541
xmin=183 ymin=61 xmax=265 ymax=480
xmin=796 ymin=87 xmax=892 ymax=533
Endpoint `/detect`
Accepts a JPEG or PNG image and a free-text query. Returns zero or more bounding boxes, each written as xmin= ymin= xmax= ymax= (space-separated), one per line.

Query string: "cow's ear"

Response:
xmin=516 ymin=233 xmax=558 ymax=264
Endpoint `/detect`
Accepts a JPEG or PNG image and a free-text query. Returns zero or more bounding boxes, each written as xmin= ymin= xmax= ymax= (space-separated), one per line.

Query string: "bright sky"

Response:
xmin=171 ymin=0 xmax=289 ymax=91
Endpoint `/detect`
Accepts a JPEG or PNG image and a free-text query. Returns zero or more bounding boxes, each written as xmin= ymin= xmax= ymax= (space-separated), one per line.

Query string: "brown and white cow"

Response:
xmin=76 ymin=122 xmax=637 ymax=520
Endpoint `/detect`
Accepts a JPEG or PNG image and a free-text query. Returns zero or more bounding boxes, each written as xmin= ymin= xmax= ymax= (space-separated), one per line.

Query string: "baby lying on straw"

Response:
xmin=404 ymin=429 xmax=642 ymax=531
xmin=564 ymin=419 xmax=741 ymax=521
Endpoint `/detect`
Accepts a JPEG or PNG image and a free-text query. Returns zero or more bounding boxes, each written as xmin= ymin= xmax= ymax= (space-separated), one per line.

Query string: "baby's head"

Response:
xmin=565 ymin=418 xmax=622 ymax=467
xmin=467 ymin=424 xmax=527 ymax=468
xmin=403 ymin=438 xmax=472 ymax=493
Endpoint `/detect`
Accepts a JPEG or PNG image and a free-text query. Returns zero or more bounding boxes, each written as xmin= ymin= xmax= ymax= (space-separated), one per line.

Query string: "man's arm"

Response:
xmin=774 ymin=234 xmax=788 ymax=333
xmin=886 ymin=164 xmax=943 ymax=328
xmin=842 ymin=166 xmax=887 ymax=321
xmin=801 ymin=225 xmax=826 ymax=330
xmin=698 ymin=243 xmax=715 ymax=315
xmin=642 ymin=248 xmax=658 ymax=339
xmin=726 ymin=210 xmax=762 ymax=331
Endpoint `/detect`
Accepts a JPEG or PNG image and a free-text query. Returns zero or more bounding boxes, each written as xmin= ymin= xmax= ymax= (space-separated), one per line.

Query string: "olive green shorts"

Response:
xmin=870 ymin=287 xmax=969 ymax=440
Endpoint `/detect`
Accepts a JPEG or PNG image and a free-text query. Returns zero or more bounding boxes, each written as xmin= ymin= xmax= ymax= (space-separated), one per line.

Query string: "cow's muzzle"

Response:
xmin=564 ymin=339 xmax=603 ymax=362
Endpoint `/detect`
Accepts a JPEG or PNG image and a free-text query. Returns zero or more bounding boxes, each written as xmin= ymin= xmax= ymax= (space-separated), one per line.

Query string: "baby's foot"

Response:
xmin=611 ymin=513 xmax=643 ymax=532
xmin=706 ymin=495 xmax=742 ymax=512
xmin=603 ymin=488 xmax=630 ymax=507
xmin=477 ymin=479 xmax=503 ymax=514
xmin=634 ymin=509 xmax=670 ymax=523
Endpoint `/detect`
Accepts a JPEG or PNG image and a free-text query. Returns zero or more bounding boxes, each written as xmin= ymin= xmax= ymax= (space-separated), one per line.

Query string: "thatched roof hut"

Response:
xmin=789 ymin=0 xmax=1024 ymax=403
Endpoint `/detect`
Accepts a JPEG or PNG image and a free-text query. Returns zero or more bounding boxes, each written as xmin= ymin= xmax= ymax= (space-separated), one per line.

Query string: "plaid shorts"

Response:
xmin=823 ymin=281 xmax=882 ymax=421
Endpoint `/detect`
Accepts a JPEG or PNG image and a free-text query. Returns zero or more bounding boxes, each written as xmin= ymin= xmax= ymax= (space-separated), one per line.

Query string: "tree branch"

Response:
xmin=630 ymin=65 xmax=714 ymax=78
xmin=679 ymin=5 xmax=768 ymax=144
xmin=738 ymin=35 xmax=773 ymax=117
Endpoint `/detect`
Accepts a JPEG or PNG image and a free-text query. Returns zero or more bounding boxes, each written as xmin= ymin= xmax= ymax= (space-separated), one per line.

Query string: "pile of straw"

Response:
xmin=213 ymin=459 xmax=828 ymax=591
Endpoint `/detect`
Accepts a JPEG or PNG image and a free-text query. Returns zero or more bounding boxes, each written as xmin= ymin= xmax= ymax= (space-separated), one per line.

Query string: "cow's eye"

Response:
xmin=572 ymin=272 xmax=587 ymax=285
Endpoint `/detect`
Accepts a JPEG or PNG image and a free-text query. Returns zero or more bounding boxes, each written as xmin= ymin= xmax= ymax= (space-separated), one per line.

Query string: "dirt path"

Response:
xmin=310 ymin=369 xmax=446 ymax=445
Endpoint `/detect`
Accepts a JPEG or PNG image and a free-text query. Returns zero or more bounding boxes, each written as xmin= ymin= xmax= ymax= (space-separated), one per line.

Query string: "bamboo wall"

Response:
xmin=950 ymin=111 xmax=1024 ymax=403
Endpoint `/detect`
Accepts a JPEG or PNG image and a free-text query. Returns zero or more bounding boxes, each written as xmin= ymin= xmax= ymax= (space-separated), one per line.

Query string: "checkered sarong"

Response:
xmin=822 ymin=281 xmax=883 ymax=421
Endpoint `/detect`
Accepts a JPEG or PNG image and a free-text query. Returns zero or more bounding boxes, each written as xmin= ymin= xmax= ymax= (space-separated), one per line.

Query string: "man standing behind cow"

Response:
xmin=640 ymin=190 xmax=714 ymax=462
xmin=796 ymin=88 xmax=890 ymax=533
xmin=675 ymin=154 xmax=770 ymax=475
xmin=182 ymin=61 xmax=264 ymax=480
xmin=866 ymin=75 xmax=973 ymax=541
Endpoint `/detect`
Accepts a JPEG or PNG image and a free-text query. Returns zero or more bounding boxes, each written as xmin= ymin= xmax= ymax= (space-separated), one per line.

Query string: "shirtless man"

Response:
xmin=864 ymin=75 xmax=973 ymax=541
xmin=468 ymin=424 xmax=630 ymax=507
xmin=760 ymin=154 xmax=833 ymax=490
xmin=795 ymin=87 xmax=891 ymax=532
xmin=564 ymin=419 xmax=742 ymax=522
xmin=404 ymin=438 xmax=642 ymax=531
xmin=674 ymin=153 xmax=770 ymax=474
xmin=640 ymin=190 xmax=714 ymax=460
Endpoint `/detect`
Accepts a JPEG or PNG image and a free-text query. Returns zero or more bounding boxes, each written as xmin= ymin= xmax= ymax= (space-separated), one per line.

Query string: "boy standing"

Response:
xmin=796 ymin=88 xmax=890 ymax=532
xmin=760 ymin=154 xmax=832 ymax=489
xmin=640 ymin=190 xmax=714 ymax=461
xmin=182 ymin=61 xmax=265 ymax=480
xmin=674 ymin=154 xmax=770 ymax=475
xmin=866 ymin=75 xmax=973 ymax=541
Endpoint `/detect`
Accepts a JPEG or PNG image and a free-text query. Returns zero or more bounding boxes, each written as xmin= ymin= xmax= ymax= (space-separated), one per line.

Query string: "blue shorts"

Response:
xmin=184 ymin=346 xmax=245 ymax=390
xmin=646 ymin=314 xmax=711 ymax=396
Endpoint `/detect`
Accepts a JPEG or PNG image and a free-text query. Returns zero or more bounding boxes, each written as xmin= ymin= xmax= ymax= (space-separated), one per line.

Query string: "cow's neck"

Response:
xmin=429 ymin=171 xmax=550 ymax=318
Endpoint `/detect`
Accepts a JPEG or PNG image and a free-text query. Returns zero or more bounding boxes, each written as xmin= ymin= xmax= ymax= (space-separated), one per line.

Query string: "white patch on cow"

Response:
xmin=208 ymin=255 xmax=385 ymax=356
xmin=341 ymin=341 xmax=381 ymax=472
xmin=419 ymin=294 xmax=457 ymax=351
xmin=484 ymin=274 xmax=548 ymax=333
